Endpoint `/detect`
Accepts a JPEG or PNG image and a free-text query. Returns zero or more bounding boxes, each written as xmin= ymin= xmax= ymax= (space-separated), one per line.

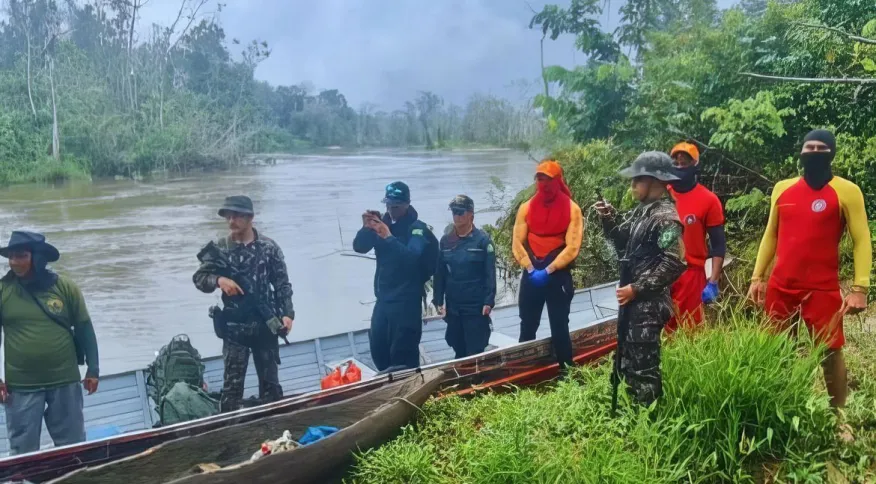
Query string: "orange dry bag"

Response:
xmin=342 ymin=362 xmax=362 ymax=385
xmin=320 ymin=367 xmax=344 ymax=389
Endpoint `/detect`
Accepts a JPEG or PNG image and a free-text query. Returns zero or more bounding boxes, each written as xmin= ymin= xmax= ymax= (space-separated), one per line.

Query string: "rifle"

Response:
xmin=603 ymin=184 xmax=632 ymax=417
xmin=610 ymin=256 xmax=633 ymax=417
xmin=198 ymin=242 xmax=291 ymax=344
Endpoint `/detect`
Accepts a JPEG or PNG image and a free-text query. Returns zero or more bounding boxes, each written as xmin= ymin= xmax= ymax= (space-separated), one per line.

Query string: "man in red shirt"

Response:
xmin=749 ymin=129 xmax=871 ymax=409
xmin=665 ymin=142 xmax=727 ymax=333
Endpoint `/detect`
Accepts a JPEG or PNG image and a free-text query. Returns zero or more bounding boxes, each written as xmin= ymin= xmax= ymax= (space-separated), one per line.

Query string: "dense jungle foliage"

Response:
xmin=0 ymin=0 xmax=543 ymax=183
xmin=486 ymin=0 xmax=876 ymax=291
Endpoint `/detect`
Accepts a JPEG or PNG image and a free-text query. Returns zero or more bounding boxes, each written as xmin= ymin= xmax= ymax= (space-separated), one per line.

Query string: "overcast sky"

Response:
xmin=139 ymin=0 xmax=739 ymax=110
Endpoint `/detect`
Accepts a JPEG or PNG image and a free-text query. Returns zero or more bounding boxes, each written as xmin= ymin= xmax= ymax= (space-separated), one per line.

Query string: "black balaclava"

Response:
xmin=670 ymin=165 xmax=699 ymax=193
xmin=21 ymin=248 xmax=58 ymax=292
xmin=800 ymin=129 xmax=836 ymax=190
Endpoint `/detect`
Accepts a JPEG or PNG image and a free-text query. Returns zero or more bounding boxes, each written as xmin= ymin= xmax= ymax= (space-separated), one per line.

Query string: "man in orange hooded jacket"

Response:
xmin=512 ymin=160 xmax=584 ymax=370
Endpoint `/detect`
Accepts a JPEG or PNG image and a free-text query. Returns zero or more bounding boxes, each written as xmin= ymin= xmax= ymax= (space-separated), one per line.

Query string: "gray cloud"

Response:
xmin=139 ymin=0 xmax=738 ymax=110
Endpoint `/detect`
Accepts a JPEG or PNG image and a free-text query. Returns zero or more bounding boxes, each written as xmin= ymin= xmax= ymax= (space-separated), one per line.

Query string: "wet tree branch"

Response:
xmin=794 ymin=22 xmax=876 ymax=46
xmin=741 ymin=72 xmax=876 ymax=84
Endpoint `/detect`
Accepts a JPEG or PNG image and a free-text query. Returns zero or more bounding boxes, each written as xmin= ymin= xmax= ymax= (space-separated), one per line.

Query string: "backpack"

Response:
xmin=146 ymin=335 xmax=206 ymax=417
xmin=159 ymin=382 xmax=220 ymax=426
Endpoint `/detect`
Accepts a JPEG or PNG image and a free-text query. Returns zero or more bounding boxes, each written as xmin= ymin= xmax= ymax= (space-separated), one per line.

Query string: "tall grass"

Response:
xmin=348 ymin=313 xmax=840 ymax=483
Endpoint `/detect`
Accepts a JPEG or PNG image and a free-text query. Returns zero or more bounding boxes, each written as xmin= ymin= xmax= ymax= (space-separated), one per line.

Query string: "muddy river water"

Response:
xmin=0 ymin=149 xmax=535 ymax=373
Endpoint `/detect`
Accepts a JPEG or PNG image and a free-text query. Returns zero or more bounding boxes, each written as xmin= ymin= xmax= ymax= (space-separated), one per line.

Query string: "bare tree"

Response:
xmin=43 ymin=3 xmax=62 ymax=160
xmin=158 ymin=0 xmax=209 ymax=128
xmin=5 ymin=0 xmax=39 ymax=117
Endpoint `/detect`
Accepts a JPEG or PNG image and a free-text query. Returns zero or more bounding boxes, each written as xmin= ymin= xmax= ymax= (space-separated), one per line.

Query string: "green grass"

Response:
xmin=346 ymin=311 xmax=871 ymax=483
xmin=0 ymin=157 xmax=90 ymax=185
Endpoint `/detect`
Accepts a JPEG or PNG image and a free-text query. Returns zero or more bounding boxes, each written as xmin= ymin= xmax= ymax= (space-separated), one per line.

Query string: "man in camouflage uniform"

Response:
xmin=193 ymin=196 xmax=295 ymax=412
xmin=596 ymin=152 xmax=686 ymax=405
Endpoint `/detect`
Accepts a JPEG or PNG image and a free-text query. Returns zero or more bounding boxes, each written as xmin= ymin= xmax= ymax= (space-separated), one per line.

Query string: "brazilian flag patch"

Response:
xmin=412 ymin=229 xmax=424 ymax=236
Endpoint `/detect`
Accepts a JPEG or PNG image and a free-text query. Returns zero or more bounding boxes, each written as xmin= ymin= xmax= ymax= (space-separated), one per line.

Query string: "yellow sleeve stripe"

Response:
xmin=831 ymin=177 xmax=872 ymax=288
xmin=548 ymin=201 xmax=584 ymax=271
xmin=751 ymin=178 xmax=798 ymax=281
xmin=512 ymin=200 xmax=532 ymax=269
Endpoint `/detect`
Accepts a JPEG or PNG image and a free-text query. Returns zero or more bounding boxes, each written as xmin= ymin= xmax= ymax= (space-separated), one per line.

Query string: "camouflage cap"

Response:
xmin=218 ymin=195 xmax=254 ymax=217
xmin=448 ymin=194 xmax=474 ymax=212
xmin=619 ymin=151 xmax=680 ymax=182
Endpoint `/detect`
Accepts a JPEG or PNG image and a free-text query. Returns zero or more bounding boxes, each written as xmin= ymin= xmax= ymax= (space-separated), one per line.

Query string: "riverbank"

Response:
xmin=0 ymin=143 xmax=528 ymax=188
xmin=349 ymin=315 xmax=876 ymax=483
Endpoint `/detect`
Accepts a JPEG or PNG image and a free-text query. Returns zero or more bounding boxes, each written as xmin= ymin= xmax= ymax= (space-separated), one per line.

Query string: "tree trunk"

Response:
xmin=160 ymin=81 xmax=165 ymax=129
xmin=50 ymin=56 xmax=60 ymax=160
xmin=25 ymin=10 xmax=37 ymax=118
xmin=127 ymin=0 xmax=140 ymax=110
xmin=421 ymin=118 xmax=433 ymax=150
xmin=26 ymin=32 xmax=37 ymax=118
xmin=540 ymin=35 xmax=548 ymax=98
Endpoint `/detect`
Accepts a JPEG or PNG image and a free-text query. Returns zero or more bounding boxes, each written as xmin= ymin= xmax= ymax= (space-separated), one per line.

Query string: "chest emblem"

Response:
xmin=684 ymin=214 xmax=697 ymax=225
xmin=46 ymin=297 xmax=64 ymax=315
xmin=811 ymin=199 xmax=827 ymax=213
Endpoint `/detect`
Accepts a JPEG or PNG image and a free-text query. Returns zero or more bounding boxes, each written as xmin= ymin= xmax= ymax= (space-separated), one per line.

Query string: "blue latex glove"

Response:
xmin=702 ymin=281 xmax=719 ymax=304
xmin=529 ymin=269 xmax=550 ymax=288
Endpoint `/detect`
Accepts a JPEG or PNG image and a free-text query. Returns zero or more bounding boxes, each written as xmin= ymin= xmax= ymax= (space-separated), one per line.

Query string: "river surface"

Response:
xmin=0 ymin=149 xmax=535 ymax=374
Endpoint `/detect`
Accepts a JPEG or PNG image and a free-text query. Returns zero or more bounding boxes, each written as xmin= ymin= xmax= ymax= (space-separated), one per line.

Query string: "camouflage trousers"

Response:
xmin=220 ymin=339 xmax=282 ymax=412
xmin=619 ymin=299 xmax=670 ymax=406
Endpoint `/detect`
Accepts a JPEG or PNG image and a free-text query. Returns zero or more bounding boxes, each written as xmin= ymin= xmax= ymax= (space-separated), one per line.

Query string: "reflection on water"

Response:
xmin=0 ymin=149 xmax=535 ymax=373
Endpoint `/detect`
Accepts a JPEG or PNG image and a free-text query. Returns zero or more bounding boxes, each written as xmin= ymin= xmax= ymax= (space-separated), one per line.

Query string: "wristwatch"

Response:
xmin=850 ymin=285 xmax=870 ymax=295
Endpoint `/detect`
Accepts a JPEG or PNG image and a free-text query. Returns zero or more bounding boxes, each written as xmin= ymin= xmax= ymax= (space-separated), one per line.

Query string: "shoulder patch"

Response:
xmin=658 ymin=224 xmax=682 ymax=250
xmin=412 ymin=228 xmax=424 ymax=236
xmin=46 ymin=296 xmax=65 ymax=315
xmin=487 ymin=243 xmax=494 ymax=253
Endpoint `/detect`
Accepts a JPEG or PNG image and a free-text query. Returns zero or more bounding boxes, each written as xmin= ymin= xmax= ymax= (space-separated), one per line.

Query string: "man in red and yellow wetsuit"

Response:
xmin=512 ymin=160 xmax=584 ymax=370
xmin=666 ymin=142 xmax=727 ymax=333
xmin=748 ymin=129 xmax=871 ymax=408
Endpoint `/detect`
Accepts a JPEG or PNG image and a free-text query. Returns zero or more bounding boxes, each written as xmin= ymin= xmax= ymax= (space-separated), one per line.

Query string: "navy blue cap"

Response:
xmin=381 ymin=181 xmax=411 ymax=204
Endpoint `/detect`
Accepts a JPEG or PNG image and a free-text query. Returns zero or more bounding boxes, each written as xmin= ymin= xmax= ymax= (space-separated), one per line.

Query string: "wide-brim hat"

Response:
xmin=218 ymin=195 xmax=255 ymax=217
xmin=619 ymin=151 xmax=680 ymax=182
xmin=0 ymin=231 xmax=60 ymax=262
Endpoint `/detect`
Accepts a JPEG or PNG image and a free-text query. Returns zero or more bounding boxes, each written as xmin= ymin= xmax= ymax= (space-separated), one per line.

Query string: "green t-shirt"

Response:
xmin=0 ymin=274 xmax=92 ymax=390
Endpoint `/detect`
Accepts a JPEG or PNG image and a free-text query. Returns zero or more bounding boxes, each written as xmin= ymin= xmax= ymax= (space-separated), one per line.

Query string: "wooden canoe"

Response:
xmin=48 ymin=368 xmax=445 ymax=484
xmin=0 ymin=371 xmax=413 ymax=484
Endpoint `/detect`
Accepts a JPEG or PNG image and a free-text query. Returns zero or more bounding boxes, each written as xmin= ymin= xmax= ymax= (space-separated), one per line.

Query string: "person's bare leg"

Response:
xmin=823 ymin=348 xmax=848 ymax=408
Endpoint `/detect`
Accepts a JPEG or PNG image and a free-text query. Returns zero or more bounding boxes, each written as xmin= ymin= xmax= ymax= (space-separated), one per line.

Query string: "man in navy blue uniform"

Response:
xmin=432 ymin=195 xmax=497 ymax=359
xmin=353 ymin=181 xmax=438 ymax=371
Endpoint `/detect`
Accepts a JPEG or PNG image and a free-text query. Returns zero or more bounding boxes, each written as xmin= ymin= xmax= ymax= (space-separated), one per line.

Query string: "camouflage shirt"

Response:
xmin=602 ymin=197 xmax=686 ymax=305
xmin=193 ymin=229 xmax=295 ymax=320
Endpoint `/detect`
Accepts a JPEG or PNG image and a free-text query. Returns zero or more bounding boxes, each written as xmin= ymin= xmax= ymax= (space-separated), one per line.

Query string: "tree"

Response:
xmin=414 ymin=91 xmax=442 ymax=149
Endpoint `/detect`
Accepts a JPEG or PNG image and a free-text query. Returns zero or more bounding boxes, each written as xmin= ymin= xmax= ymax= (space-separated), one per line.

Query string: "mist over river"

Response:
xmin=0 ymin=149 xmax=535 ymax=374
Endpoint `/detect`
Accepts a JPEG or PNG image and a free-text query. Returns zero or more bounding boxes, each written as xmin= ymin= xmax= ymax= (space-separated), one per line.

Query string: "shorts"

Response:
xmin=665 ymin=266 xmax=706 ymax=334
xmin=765 ymin=283 xmax=844 ymax=350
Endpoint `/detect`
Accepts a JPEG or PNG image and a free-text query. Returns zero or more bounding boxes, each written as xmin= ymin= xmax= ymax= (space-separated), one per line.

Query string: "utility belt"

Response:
xmin=209 ymin=306 xmax=288 ymax=342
